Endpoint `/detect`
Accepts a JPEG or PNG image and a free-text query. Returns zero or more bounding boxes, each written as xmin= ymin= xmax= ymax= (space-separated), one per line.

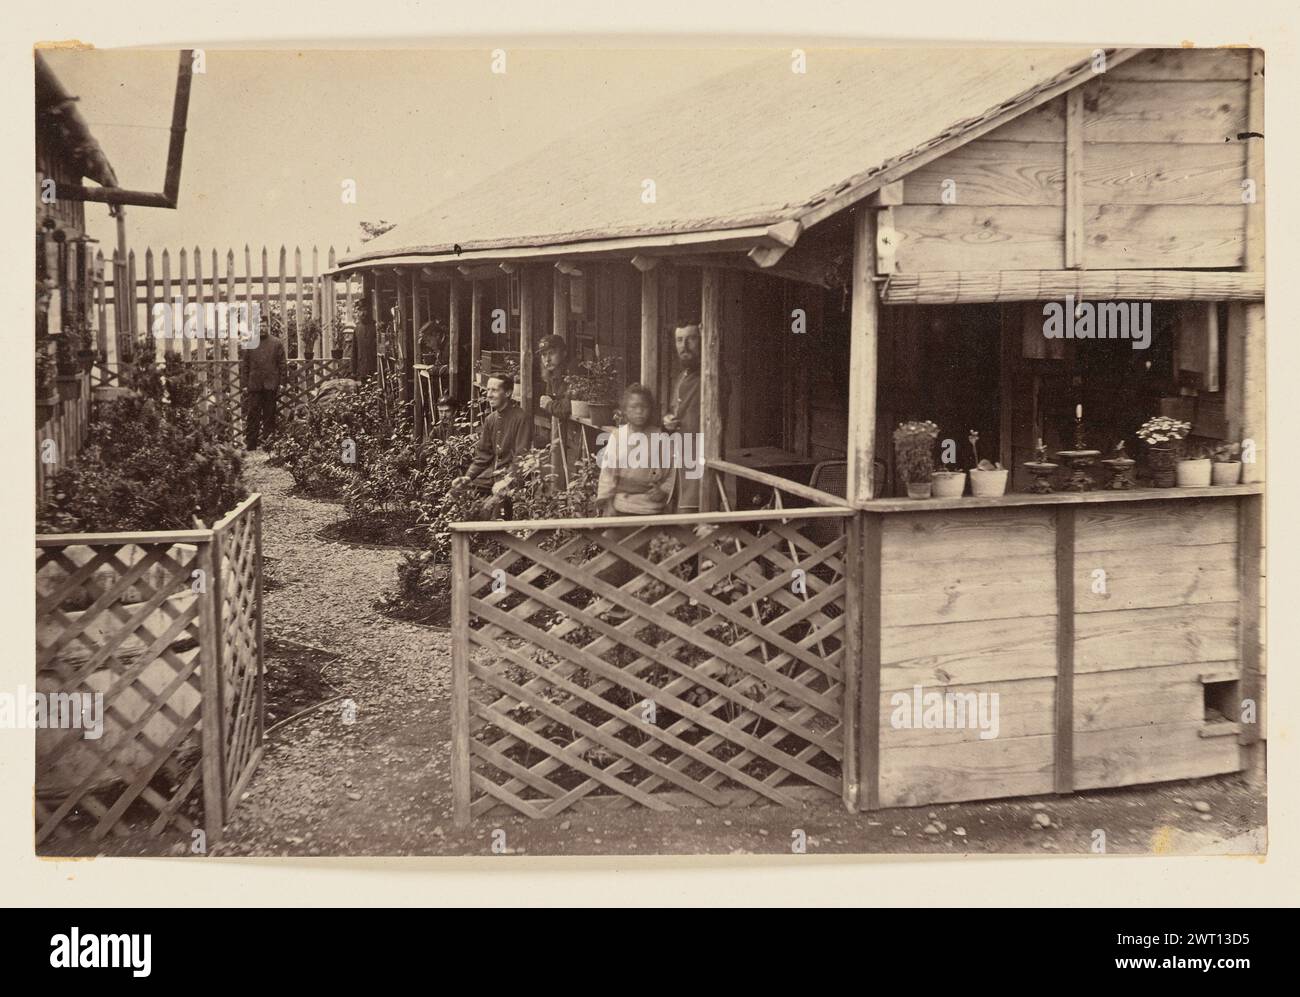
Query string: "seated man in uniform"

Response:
xmin=451 ymin=374 xmax=531 ymax=517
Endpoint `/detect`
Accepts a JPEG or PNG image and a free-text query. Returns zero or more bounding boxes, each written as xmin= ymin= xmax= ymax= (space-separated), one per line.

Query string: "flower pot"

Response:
xmin=1212 ymin=461 xmax=1242 ymax=486
xmin=906 ymin=481 xmax=932 ymax=499
xmin=931 ymin=471 xmax=966 ymax=498
xmin=570 ymin=399 xmax=592 ymax=421
xmin=1147 ymin=445 xmax=1176 ymax=487
xmin=586 ymin=402 xmax=616 ymax=426
xmin=1176 ymin=458 xmax=1212 ymax=487
xmin=969 ymin=467 xmax=1009 ymax=497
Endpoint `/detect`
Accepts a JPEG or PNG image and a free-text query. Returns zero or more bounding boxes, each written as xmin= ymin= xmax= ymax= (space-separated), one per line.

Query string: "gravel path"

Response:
xmin=218 ymin=453 xmax=457 ymax=856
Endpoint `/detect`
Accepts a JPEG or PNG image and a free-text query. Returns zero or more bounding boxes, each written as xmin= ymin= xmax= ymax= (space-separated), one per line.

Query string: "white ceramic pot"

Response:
xmin=969 ymin=468 xmax=1009 ymax=497
xmin=906 ymin=481 xmax=932 ymax=499
xmin=1176 ymin=458 xmax=1212 ymax=487
xmin=570 ymin=399 xmax=591 ymax=421
xmin=931 ymin=471 xmax=966 ymax=498
xmin=1211 ymin=461 xmax=1242 ymax=486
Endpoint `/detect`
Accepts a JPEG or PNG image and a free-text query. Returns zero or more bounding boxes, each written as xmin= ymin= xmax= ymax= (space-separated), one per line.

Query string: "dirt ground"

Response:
xmin=54 ymin=452 xmax=1267 ymax=859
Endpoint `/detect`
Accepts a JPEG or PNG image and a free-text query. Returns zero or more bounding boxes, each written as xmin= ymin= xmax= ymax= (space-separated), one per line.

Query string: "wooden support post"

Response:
xmin=1241 ymin=48 xmax=1266 ymax=485
xmin=551 ymin=267 xmax=569 ymax=342
xmin=1238 ymin=492 xmax=1264 ymax=781
xmin=450 ymin=531 xmax=472 ymax=827
xmin=847 ymin=207 xmax=880 ymax=505
xmin=470 ymin=279 xmax=483 ymax=400
xmin=858 ymin=511 xmax=882 ymax=811
xmin=196 ymin=538 xmax=227 ymax=843
xmin=412 ymin=274 xmax=425 ymax=442
xmin=640 ymin=266 xmax=660 ymax=394
xmin=519 ymin=266 xmax=537 ymax=416
xmin=399 ymin=271 xmax=414 ymax=413
xmin=842 ymin=514 xmax=862 ymax=811
xmin=450 ymin=274 xmax=463 ymax=401
xmin=1054 ymin=505 xmax=1076 ymax=794
xmin=1064 ymin=87 xmax=1085 ymax=269
xmin=700 ymin=267 xmax=724 ymax=513
xmin=277 ymin=246 xmax=288 ymax=356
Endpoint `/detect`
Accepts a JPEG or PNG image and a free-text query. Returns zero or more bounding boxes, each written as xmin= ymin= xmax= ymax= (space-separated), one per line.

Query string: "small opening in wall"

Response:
xmin=1204 ymin=679 xmax=1239 ymax=725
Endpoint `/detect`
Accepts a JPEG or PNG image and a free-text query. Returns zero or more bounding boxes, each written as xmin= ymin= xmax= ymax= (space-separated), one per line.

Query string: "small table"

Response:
xmin=727 ymin=446 xmax=820 ymax=508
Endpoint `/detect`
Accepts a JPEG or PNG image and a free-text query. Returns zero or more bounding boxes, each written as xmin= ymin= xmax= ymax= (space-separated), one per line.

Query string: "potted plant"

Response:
xmin=893 ymin=420 xmax=939 ymax=498
xmin=301 ymin=317 xmax=321 ymax=360
xmin=1176 ymin=441 xmax=1213 ymax=487
xmin=967 ymin=430 xmax=1009 ymax=497
xmin=1211 ymin=442 xmax=1243 ymax=486
xmin=931 ymin=464 xmax=966 ymax=498
xmin=570 ymin=356 xmax=620 ymax=425
xmin=1136 ymin=416 xmax=1190 ymax=488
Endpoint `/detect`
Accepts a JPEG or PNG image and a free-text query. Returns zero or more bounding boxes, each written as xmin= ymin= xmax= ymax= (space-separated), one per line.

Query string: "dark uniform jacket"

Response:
xmin=240 ymin=335 xmax=287 ymax=391
xmin=465 ymin=401 xmax=532 ymax=485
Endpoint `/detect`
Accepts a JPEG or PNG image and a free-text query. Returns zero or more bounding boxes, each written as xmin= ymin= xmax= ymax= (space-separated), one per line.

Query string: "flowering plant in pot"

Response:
xmin=893 ymin=420 xmax=939 ymax=498
xmin=1210 ymin=442 xmax=1243 ymax=486
xmin=569 ymin=357 xmax=620 ymax=425
xmin=1136 ymin=416 xmax=1190 ymax=487
xmin=967 ymin=430 xmax=1008 ymax=496
xmin=1176 ymin=441 xmax=1213 ymax=487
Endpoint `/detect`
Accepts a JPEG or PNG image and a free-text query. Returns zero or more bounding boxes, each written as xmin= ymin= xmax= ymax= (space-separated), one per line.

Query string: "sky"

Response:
xmin=43 ymin=47 xmax=765 ymax=265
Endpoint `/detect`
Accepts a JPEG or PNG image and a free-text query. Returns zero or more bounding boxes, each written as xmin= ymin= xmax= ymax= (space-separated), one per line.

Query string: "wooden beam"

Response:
xmin=1241 ymin=49 xmax=1265 ymax=485
xmin=1065 ymin=87 xmax=1085 ymax=269
xmin=1237 ymin=494 xmax=1263 ymax=767
xmin=640 ymin=266 xmax=660 ymax=394
xmin=630 ymin=254 xmax=659 ymax=273
xmin=847 ymin=208 xmax=879 ymax=505
xmin=699 ymin=267 xmax=724 ymax=513
xmin=880 ymin=269 xmax=1265 ymax=305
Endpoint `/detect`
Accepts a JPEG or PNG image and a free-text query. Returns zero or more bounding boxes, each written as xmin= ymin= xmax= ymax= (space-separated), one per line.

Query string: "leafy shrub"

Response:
xmin=37 ymin=387 xmax=245 ymax=533
xmin=271 ymin=376 xmax=401 ymax=497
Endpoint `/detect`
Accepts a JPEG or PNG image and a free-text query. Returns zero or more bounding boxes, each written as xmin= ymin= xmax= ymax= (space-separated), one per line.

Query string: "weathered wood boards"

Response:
xmin=872 ymin=494 xmax=1247 ymax=808
xmin=885 ymin=48 xmax=1253 ymax=274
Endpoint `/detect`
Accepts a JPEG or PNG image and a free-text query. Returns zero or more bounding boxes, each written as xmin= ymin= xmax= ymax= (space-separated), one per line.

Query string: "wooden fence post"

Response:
xmin=700 ymin=266 xmax=723 ymax=512
xmin=196 ymin=537 xmax=227 ymax=843
xmin=450 ymin=531 xmax=472 ymax=827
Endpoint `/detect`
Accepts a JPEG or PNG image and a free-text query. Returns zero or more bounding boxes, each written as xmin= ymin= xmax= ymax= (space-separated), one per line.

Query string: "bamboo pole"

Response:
xmin=278 ymin=245 xmax=288 ymax=355
xmin=260 ymin=246 xmax=270 ymax=330
xmin=126 ymin=249 xmax=138 ymax=360
xmin=161 ymin=250 xmax=173 ymax=359
xmin=211 ymin=248 xmax=221 ymax=358
xmin=193 ymin=246 xmax=206 ymax=362
xmin=95 ymin=250 xmax=107 ymax=359
xmin=294 ymin=246 xmax=304 ymax=357
xmin=244 ymin=244 xmax=253 ymax=354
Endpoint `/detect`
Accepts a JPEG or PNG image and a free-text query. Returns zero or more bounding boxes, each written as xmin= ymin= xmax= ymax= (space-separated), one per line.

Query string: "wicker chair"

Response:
xmin=800 ymin=458 xmax=886 ymax=545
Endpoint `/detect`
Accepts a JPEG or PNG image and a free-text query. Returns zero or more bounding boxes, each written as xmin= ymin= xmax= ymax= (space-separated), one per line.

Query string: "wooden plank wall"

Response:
xmin=873 ymin=497 xmax=1244 ymax=807
xmin=889 ymin=49 xmax=1251 ymax=273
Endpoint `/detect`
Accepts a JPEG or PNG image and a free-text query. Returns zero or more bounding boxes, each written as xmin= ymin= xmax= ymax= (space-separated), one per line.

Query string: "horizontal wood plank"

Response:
xmin=1075 ymin=720 xmax=1242 ymax=789
xmin=882 ymin=507 xmax=1055 ymax=562
xmin=890 ymin=205 xmax=1064 ymax=271
xmin=1106 ymin=48 xmax=1251 ymax=82
xmin=1075 ymin=541 xmax=1239 ymax=613
xmin=1075 ymin=603 xmax=1239 ymax=672
xmin=879 ymin=733 xmax=1054 ymax=807
xmin=903 ymin=140 xmax=1064 ymax=206
xmin=1084 ymin=79 xmax=1249 ymax=143
xmin=884 ymin=553 xmax=1056 ymax=626
xmin=882 ymin=614 xmax=1058 ymax=687
xmin=1083 ymin=142 xmax=1247 ymax=206
xmin=1075 ymin=498 xmax=1239 ymax=552
xmin=1085 ymin=204 xmax=1246 ymax=268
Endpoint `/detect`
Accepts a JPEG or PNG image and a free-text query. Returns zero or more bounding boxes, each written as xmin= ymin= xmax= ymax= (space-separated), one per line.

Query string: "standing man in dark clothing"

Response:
xmin=452 ymin=374 xmax=532 ymax=517
xmin=663 ymin=324 xmax=704 ymax=513
xmin=240 ymin=326 xmax=287 ymax=450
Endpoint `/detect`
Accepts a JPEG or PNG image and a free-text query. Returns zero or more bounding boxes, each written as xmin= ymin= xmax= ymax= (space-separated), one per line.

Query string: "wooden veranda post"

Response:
xmin=699 ymin=267 xmax=724 ymax=513
xmin=450 ymin=274 xmax=463 ymax=401
xmin=847 ymin=206 xmax=880 ymax=505
xmin=412 ymin=273 xmax=425 ymax=442
xmin=640 ymin=265 xmax=660 ymax=396
xmin=470 ymin=279 xmax=483 ymax=415
xmin=519 ymin=266 xmax=537 ymax=416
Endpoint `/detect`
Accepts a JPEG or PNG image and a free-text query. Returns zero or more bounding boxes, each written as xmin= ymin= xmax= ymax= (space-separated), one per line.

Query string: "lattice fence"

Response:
xmin=34 ymin=495 xmax=264 ymax=847
xmin=450 ymin=507 xmax=854 ymax=822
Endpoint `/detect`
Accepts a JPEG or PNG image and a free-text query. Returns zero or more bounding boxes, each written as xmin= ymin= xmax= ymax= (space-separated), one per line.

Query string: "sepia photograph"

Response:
xmin=13 ymin=11 xmax=1283 ymax=889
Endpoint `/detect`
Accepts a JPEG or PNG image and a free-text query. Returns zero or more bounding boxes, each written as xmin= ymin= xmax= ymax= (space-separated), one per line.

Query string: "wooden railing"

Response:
xmin=34 ymin=495 xmax=264 ymax=847
xmin=449 ymin=505 xmax=856 ymax=823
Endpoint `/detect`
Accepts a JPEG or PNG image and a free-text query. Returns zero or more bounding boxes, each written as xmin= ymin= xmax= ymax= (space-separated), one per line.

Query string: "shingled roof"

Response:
xmin=341 ymin=47 xmax=1107 ymax=267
